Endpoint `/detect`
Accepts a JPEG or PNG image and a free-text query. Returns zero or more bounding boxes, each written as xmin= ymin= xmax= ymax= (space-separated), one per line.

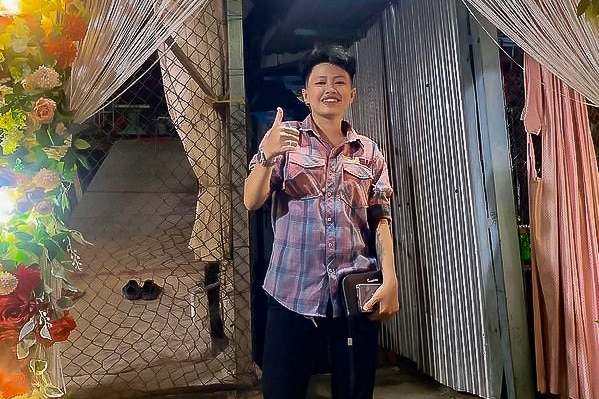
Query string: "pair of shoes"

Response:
xmin=122 ymin=279 xmax=162 ymax=301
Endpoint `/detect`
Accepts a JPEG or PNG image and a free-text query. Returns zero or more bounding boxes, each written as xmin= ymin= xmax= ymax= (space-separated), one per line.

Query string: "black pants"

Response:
xmin=262 ymin=296 xmax=379 ymax=399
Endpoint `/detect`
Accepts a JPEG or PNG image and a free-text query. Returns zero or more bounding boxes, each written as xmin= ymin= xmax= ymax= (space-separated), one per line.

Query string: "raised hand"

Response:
xmin=261 ymin=107 xmax=300 ymax=161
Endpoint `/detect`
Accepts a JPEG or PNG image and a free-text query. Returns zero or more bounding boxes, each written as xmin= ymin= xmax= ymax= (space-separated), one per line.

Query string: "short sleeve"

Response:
xmin=367 ymin=143 xmax=393 ymax=223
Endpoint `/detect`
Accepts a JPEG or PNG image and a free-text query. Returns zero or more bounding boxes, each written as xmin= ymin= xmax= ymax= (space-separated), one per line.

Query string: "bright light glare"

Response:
xmin=0 ymin=0 xmax=20 ymax=16
xmin=0 ymin=190 xmax=15 ymax=223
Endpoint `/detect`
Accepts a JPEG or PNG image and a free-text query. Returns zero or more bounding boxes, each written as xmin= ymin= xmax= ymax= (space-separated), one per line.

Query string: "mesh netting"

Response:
xmin=498 ymin=40 xmax=529 ymax=225
xmin=55 ymin=0 xmax=253 ymax=396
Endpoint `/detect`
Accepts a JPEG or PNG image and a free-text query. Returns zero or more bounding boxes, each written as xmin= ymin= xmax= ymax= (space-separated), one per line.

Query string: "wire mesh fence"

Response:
xmin=498 ymin=38 xmax=529 ymax=226
xmin=56 ymin=0 xmax=253 ymax=397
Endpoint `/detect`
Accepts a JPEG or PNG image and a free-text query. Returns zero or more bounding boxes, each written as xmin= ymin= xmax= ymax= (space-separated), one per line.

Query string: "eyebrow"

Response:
xmin=313 ymin=75 xmax=348 ymax=80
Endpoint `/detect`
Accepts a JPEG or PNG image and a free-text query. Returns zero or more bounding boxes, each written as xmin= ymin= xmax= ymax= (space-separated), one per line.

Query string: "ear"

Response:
xmin=302 ymin=88 xmax=308 ymax=104
xmin=349 ymin=87 xmax=356 ymax=104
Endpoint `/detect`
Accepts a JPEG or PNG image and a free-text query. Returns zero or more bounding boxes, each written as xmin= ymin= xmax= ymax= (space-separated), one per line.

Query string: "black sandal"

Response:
xmin=122 ymin=280 xmax=142 ymax=300
xmin=141 ymin=279 xmax=162 ymax=300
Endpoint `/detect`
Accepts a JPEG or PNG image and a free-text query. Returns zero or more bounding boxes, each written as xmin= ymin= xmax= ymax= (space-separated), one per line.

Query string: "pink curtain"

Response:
xmin=522 ymin=54 xmax=599 ymax=399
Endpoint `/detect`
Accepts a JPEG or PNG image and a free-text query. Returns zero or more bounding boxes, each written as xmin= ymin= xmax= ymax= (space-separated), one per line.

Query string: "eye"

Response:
xmin=335 ymin=80 xmax=347 ymax=86
xmin=314 ymin=81 xmax=325 ymax=86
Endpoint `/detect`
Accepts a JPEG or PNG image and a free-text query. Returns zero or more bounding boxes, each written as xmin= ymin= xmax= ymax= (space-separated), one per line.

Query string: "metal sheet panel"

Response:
xmin=348 ymin=1 xmax=505 ymax=397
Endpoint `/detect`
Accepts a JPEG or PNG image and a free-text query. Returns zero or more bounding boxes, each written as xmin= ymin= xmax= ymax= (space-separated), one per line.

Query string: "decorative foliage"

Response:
xmin=0 ymin=1 xmax=89 ymax=398
xmin=577 ymin=0 xmax=599 ymax=19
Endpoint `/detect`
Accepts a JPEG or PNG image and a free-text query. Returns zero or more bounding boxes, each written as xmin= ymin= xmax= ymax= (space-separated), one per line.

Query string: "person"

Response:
xmin=244 ymin=44 xmax=400 ymax=399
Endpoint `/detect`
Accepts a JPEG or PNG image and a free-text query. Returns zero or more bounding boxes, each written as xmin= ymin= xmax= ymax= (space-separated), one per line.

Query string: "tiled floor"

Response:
xmin=62 ymin=140 xmax=237 ymax=397
xmin=170 ymin=367 xmax=479 ymax=399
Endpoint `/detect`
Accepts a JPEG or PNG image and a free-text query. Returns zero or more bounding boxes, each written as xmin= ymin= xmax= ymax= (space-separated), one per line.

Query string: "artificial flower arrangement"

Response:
xmin=0 ymin=1 xmax=89 ymax=398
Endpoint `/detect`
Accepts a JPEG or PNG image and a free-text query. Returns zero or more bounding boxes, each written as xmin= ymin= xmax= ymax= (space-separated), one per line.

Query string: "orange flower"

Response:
xmin=0 ymin=16 xmax=11 ymax=29
xmin=0 ymin=338 xmax=30 ymax=398
xmin=63 ymin=12 xmax=87 ymax=42
xmin=45 ymin=38 xmax=78 ymax=67
xmin=31 ymin=98 xmax=56 ymax=124
xmin=0 ymin=369 xmax=30 ymax=398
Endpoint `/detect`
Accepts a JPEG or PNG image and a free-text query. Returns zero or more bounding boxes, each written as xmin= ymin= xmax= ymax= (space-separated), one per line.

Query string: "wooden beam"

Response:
xmin=165 ymin=36 xmax=221 ymax=102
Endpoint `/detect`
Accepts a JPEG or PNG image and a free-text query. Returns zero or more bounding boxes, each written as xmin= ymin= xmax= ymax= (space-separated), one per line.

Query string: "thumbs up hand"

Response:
xmin=261 ymin=107 xmax=300 ymax=162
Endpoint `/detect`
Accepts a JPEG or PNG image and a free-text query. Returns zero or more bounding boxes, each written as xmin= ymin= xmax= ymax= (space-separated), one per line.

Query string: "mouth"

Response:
xmin=321 ymin=96 xmax=341 ymax=105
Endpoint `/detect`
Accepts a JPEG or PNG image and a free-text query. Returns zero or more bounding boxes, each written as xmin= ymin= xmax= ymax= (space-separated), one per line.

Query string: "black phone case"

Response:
xmin=341 ymin=269 xmax=383 ymax=317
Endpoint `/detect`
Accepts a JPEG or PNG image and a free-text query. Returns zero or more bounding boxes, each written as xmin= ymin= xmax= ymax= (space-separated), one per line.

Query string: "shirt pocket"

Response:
xmin=341 ymin=162 xmax=372 ymax=208
xmin=284 ymin=152 xmax=326 ymax=199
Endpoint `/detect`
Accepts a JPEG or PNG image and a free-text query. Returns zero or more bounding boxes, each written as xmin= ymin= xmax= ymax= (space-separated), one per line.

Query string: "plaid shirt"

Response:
xmin=249 ymin=115 xmax=393 ymax=317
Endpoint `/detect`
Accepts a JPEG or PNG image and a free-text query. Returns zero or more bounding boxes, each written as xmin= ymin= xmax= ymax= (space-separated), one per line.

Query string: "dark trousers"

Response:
xmin=262 ymin=296 xmax=379 ymax=399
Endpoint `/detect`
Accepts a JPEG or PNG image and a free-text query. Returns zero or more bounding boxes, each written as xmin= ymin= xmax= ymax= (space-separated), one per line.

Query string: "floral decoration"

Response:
xmin=0 ymin=1 xmax=90 ymax=398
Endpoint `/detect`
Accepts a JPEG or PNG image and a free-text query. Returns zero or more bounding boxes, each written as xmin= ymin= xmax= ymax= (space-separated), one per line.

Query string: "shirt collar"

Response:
xmin=299 ymin=114 xmax=362 ymax=146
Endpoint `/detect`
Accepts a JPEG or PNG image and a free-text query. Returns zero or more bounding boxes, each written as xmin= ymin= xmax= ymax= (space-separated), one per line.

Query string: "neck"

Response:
xmin=311 ymin=113 xmax=345 ymax=145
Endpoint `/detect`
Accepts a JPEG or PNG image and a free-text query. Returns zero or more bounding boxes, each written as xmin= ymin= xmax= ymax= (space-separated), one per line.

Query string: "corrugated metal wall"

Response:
xmin=348 ymin=1 xmax=510 ymax=397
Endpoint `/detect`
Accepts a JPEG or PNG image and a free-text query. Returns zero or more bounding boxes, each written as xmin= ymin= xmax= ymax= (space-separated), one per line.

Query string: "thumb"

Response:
xmin=272 ymin=107 xmax=283 ymax=127
xmin=363 ymin=294 xmax=380 ymax=312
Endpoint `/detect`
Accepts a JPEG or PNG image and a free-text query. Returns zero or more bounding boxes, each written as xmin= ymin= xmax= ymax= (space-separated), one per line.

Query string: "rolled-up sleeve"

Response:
xmin=367 ymin=145 xmax=393 ymax=223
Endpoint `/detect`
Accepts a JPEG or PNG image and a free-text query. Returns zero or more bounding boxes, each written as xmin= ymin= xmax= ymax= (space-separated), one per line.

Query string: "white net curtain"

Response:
xmin=463 ymin=0 xmax=599 ymax=106
xmin=69 ymin=0 xmax=210 ymax=122
xmin=159 ymin=0 xmax=231 ymax=263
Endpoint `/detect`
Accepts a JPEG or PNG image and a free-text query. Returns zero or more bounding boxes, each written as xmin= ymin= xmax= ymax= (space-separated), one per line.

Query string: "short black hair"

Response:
xmin=299 ymin=43 xmax=356 ymax=84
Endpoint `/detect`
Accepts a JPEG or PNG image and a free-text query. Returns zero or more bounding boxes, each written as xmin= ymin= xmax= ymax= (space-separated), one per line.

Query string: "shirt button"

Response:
xmin=328 ymin=268 xmax=335 ymax=274
xmin=328 ymin=243 xmax=333 ymax=248
xmin=327 ymin=217 xmax=332 ymax=222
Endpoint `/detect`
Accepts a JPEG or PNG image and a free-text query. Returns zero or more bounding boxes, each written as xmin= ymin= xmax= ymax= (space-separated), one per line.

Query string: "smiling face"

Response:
xmin=302 ymin=62 xmax=356 ymax=119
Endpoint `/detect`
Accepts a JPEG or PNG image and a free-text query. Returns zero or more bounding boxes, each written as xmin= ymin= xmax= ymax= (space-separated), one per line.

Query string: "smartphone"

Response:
xmin=356 ymin=283 xmax=381 ymax=313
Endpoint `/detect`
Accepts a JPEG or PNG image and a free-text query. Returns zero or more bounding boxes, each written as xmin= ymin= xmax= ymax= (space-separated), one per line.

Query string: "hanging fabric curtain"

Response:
xmin=522 ymin=54 xmax=599 ymax=399
xmin=158 ymin=0 xmax=230 ymax=262
xmin=68 ymin=0 xmax=210 ymax=122
xmin=464 ymin=0 xmax=599 ymax=105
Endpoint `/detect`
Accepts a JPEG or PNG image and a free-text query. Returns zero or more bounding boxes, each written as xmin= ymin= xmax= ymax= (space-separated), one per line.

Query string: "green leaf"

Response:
xmin=77 ymin=154 xmax=91 ymax=169
xmin=16 ymin=223 xmax=35 ymax=235
xmin=18 ymin=242 xmax=43 ymax=257
xmin=5 ymin=247 xmax=33 ymax=263
xmin=14 ymin=232 xmax=33 ymax=242
xmin=63 ymin=147 xmax=77 ymax=171
xmin=51 ymin=261 xmax=65 ymax=279
xmin=0 ymin=259 xmax=16 ymax=271
xmin=30 ymin=359 xmax=48 ymax=374
xmin=32 ymin=146 xmax=50 ymax=164
xmin=0 ymin=241 xmax=9 ymax=254
xmin=18 ymin=318 xmax=36 ymax=342
xmin=578 ymin=0 xmax=590 ymax=16
xmin=16 ymin=339 xmax=35 ymax=360
xmin=74 ymin=138 xmax=90 ymax=150
xmin=17 ymin=340 xmax=30 ymax=360
xmin=60 ymin=190 xmax=70 ymax=211
xmin=43 ymin=239 xmax=62 ymax=261
xmin=67 ymin=122 xmax=85 ymax=136
xmin=593 ymin=0 xmax=599 ymax=17
xmin=36 ymin=128 xmax=54 ymax=146
xmin=70 ymin=230 xmax=92 ymax=245
xmin=45 ymin=385 xmax=65 ymax=398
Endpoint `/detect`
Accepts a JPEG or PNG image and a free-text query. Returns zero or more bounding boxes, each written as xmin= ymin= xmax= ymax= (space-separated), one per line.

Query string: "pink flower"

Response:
xmin=31 ymin=98 xmax=56 ymax=124
xmin=32 ymin=168 xmax=59 ymax=192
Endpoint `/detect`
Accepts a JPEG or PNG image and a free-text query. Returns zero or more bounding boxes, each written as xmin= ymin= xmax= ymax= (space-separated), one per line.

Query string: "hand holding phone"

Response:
xmin=356 ymin=283 xmax=381 ymax=313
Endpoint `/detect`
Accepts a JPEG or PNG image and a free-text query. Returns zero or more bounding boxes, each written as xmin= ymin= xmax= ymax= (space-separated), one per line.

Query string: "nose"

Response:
xmin=324 ymin=84 xmax=338 ymax=94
